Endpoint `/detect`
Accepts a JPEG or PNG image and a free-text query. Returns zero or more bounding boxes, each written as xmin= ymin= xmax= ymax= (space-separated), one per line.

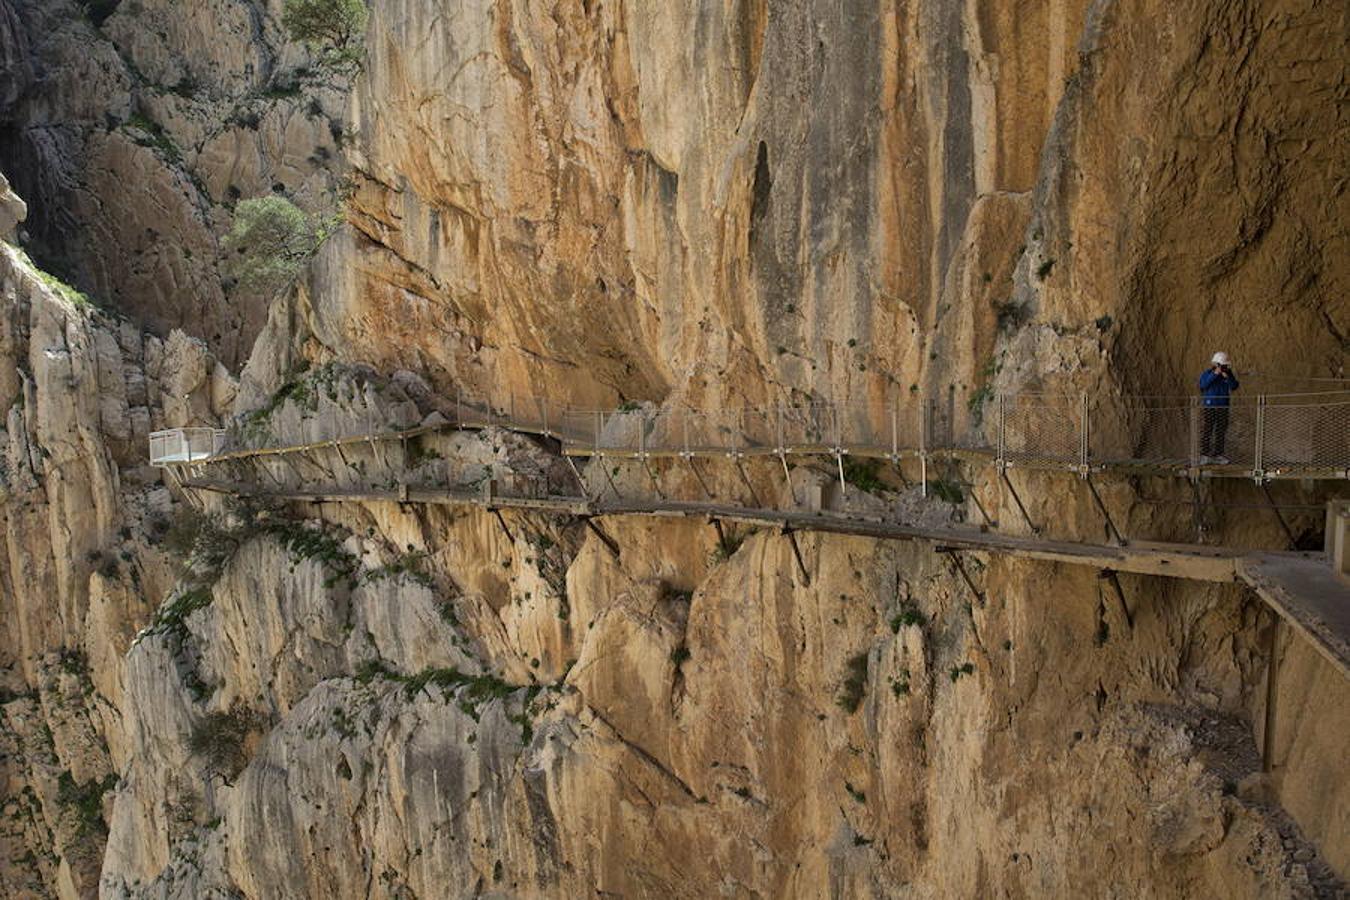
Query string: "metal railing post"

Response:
xmin=1189 ymin=396 xmax=1200 ymax=471
xmin=639 ymin=412 xmax=647 ymax=458
xmin=541 ymin=397 xmax=550 ymax=437
xmin=776 ymin=404 xmax=785 ymax=453
xmin=1079 ymin=392 xmax=1090 ymax=477
xmin=890 ymin=399 xmax=899 ymax=460
xmin=1254 ymin=394 xmax=1266 ymax=482
xmin=996 ymin=394 xmax=1007 ymax=469
xmin=945 ymin=386 xmax=955 ymax=448
xmin=920 ymin=399 xmax=930 ymax=497
xmin=594 ymin=410 xmax=602 ymax=452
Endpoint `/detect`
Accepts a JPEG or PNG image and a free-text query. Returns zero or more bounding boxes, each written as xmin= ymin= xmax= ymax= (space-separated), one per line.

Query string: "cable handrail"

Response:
xmin=148 ymin=387 xmax=1350 ymax=482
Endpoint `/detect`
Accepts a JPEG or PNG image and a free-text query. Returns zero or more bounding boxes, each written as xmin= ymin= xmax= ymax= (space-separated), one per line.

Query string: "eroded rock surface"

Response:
xmin=0 ymin=0 xmax=1345 ymax=897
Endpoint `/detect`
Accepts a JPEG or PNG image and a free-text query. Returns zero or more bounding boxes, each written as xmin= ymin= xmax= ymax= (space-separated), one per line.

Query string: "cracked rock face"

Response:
xmin=0 ymin=1 xmax=1346 ymax=898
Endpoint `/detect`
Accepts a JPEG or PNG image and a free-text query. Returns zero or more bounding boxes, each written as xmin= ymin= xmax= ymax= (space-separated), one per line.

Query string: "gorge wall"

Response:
xmin=0 ymin=0 xmax=1345 ymax=897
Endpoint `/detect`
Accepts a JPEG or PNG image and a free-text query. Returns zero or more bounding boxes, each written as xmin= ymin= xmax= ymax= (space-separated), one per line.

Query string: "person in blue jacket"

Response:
xmin=1198 ymin=351 xmax=1239 ymax=464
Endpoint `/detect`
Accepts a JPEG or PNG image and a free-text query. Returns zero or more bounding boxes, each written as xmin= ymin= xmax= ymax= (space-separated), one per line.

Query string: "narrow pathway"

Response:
xmin=183 ymin=476 xmax=1349 ymax=678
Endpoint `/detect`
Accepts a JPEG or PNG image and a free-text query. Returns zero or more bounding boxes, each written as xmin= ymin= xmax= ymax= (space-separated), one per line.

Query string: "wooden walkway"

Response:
xmin=182 ymin=477 xmax=1349 ymax=679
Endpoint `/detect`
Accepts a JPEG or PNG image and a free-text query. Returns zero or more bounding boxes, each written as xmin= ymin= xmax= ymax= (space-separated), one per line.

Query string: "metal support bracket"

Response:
xmin=888 ymin=454 xmax=911 ymax=489
xmin=780 ymin=526 xmax=812 ymax=586
xmin=490 ymin=508 xmax=515 ymax=545
xmin=1000 ymin=468 xmax=1039 ymax=535
xmin=777 ymin=451 xmax=799 ymax=505
xmin=1260 ymin=483 xmax=1299 ymax=550
xmin=710 ymin=517 xmax=731 ymax=557
xmin=935 ymin=546 xmax=985 ymax=606
xmin=642 ymin=457 xmax=666 ymax=500
xmin=968 ymin=489 xmax=995 ymax=530
xmin=583 ymin=517 xmax=621 ymax=560
xmin=599 ymin=454 xmax=623 ymax=500
xmin=564 ymin=455 xmax=592 ymax=501
xmin=1085 ymin=474 xmax=1127 ymax=546
xmin=734 ymin=458 xmax=765 ymax=508
xmin=1189 ymin=479 xmax=1209 ymax=542
xmin=684 ymin=453 xmax=715 ymax=500
xmin=1263 ymin=616 xmax=1281 ymax=773
xmin=1097 ymin=569 xmax=1134 ymax=631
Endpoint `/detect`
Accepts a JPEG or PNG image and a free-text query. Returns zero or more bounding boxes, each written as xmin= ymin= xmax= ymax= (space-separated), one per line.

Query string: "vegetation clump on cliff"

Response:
xmin=282 ymin=0 xmax=368 ymax=72
xmin=188 ymin=705 xmax=263 ymax=779
xmin=837 ymin=652 xmax=870 ymax=713
xmin=223 ymin=197 xmax=333 ymax=296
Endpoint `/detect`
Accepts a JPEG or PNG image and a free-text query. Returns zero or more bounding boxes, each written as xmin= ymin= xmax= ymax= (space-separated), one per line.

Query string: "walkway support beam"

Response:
xmin=1263 ymin=616 xmax=1281 ymax=773
xmin=1086 ymin=475 xmax=1128 ymax=547
xmin=583 ymin=517 xmax=621 ymax=560
xmin=1001 ymin=469 xmax=1039 ymax=535
xmin=781 ymin=526 xmax=812 ymax=586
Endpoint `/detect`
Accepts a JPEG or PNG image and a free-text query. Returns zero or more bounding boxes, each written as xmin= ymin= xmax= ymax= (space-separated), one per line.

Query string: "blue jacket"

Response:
xmin=1198 ymin=367 xmax=1239 ymax=407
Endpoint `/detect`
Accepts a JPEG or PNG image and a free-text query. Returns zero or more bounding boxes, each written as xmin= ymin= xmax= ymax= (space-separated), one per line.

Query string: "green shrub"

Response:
xmin=262 ymin=519 xmax=358 ymax=587
xmin=223 ymin=196 xmax=331 ymax=295
xmin=841 ymin=457 xmax=886 ymax=494
xmin=709 ymin=530 xmax=747 ymax=564
xmin=163 ymin=507 xmax=240 ymax=575
xmin=967 ymin=356 xmax=1002 ymax=426
xmin=146 ymin=586 xmax=213 ymax=639
xmin=888 ymin=606 xmax=925 ymax=633
xmin=993 ymin=297 xmax=1030 ymax=333
xmin=57 ymin=771 xmax=117 ymax=837
xmin=282 ymin=0 xmax=368 ymax=70
xmin=13 ymin=246 xmax=99 ymax=310
xmin=929 ymin=479 xmax=964 ymax=505
xmin=364 ymin=551 xmax=434 ymax=588
xmin=188 ymin=705 xmax=260 ymax=779
xmin=357 ymin=661 xmax=516 ymax=721
xmin=836 ymin=652 xmax=869 ymax=713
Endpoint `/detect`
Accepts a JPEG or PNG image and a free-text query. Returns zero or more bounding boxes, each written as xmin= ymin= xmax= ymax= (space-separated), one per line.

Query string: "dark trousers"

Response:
xmin=1201 ymin=406 xmax=1229 ymax=457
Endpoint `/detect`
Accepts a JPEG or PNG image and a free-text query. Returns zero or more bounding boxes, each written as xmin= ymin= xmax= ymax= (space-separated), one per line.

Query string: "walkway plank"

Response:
xmin=1239 ymin=554 xmax=1350 ymax=679
xmin=177 ymin=476 xmax=1349 ymax=683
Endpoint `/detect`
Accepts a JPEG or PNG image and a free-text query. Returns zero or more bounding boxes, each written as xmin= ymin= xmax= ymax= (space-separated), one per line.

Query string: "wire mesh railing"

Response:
xmin=1260 ymin=397 xmax=1350 ymax=473
xmin=150 ymin=390 xmax=1350 ymax=480
xmin=999 ymin=395 xmax=1083 ymax=468
xmin=149 ymin=428 xmax=226 ymax=465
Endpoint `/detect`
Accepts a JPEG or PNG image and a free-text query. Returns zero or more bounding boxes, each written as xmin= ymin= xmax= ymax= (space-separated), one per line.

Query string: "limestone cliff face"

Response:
xmin=251 ymin=0 xmax=1098 ymax=413
xmin=0 ymin=0 xmax=349 ymax=368
xmin=0 ymin=1 xmax=1346 ymax=898
xmin=0 ymin=242 xmax=231 ymax=897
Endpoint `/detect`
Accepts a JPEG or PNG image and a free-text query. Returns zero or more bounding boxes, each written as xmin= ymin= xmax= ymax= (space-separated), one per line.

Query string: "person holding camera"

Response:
xmin=1198 ymin=351 xmax=1240 ymax=464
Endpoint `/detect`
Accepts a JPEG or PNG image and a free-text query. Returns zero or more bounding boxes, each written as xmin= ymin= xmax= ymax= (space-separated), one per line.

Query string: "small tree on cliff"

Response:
xmin=223 ymin=196 xmax=331 ymax=296
xmin=282 ymin=0 xmax=368 ymax=70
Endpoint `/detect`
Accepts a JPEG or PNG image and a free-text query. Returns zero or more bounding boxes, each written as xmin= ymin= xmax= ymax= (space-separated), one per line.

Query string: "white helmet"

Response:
xmin=1211 ymin=351 xmax=1231 ymax=366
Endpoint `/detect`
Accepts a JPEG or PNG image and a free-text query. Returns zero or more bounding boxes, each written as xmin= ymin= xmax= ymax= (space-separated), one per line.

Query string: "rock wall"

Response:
xmin=0 ymin=0 xmax=350 ymax=368
xmin=0 ymin=0 xmax=1344 ymax=897
xmin=0 ymin=242 xmax=231 ymax=896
